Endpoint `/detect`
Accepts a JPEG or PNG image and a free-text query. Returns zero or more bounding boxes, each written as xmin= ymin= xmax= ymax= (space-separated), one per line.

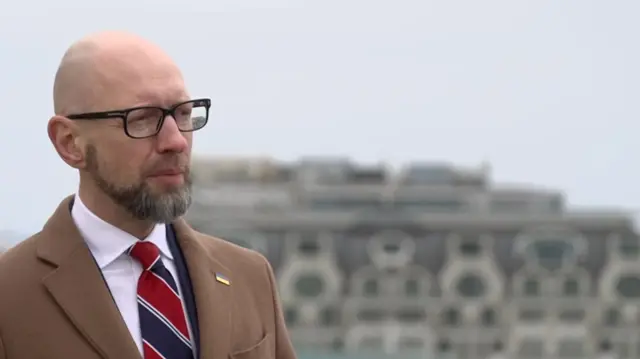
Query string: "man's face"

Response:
xmin=81 ymin=52 xmax=194 ymax=223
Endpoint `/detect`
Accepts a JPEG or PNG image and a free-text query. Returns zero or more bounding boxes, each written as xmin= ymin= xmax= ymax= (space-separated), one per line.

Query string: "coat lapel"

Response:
xmin=37 ymin=196 xmax=140 ymax=359
xmin=173 ymin=219 xmax=233 ymax=359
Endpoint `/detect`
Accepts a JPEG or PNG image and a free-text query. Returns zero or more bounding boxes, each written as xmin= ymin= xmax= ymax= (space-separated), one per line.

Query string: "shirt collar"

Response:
xmin=71 ymin=194 xmax=173 ymax=269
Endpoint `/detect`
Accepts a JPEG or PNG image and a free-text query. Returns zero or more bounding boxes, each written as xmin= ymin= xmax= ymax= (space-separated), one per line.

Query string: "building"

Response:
xmin=186 ymin=156 xmax=638 ymax=359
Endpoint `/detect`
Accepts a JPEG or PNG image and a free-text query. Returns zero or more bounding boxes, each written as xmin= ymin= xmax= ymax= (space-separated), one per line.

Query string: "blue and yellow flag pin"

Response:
xmin=215 ymin=273 xmax=231 ymax=286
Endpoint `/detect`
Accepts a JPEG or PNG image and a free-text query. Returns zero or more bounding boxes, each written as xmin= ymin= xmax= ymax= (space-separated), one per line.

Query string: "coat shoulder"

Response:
xmin=0 ymin=232 xmax=43 ymax=284
xmin=193 ymin=232 xmax=272 ymax=276
xmin=0 ymin=232 xmax=48 ymax=322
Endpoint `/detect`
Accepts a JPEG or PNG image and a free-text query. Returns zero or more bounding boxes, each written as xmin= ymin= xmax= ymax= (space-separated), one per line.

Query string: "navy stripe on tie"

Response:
xmin=139 ymin=299 xmax=192 ymax=358
xmin=139 ymin=296 xmax=191 ymax=346
xmin=130 ymin=241 xmax=193 ymax=359
xmin=151 ymin=265 xmax=180 ymax=293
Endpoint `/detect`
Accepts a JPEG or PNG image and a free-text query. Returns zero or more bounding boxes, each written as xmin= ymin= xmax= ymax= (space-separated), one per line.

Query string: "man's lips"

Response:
xmin=147 ymin=170 xmax=185 ymax=186
xmin=148 ymin=169 xmax=184 ymax=177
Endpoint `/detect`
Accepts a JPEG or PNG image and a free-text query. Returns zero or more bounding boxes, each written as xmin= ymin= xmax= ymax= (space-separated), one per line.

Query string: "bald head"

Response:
xmin=53 ymin=31 xmax=185 ymax=115
xmin=47 ymin=31 xmax=199 ymax=230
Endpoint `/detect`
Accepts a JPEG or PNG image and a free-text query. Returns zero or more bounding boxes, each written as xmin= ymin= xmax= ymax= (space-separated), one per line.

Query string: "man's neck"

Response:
xmin=77 ymin=186 xmax=155 ymax=240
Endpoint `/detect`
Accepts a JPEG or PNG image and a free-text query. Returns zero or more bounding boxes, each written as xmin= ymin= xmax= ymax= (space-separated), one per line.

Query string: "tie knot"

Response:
xmin=128 ymin=241 xmax=161 ymax=271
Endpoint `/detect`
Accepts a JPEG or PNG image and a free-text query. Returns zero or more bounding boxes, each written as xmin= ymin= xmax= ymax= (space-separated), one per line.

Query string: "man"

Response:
xmin=0 ymin=31 xmax=297 ymax=359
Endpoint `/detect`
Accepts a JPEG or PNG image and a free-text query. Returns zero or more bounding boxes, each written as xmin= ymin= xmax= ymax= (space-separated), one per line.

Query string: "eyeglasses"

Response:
xmin=66 ymin=98 xmax=211 ymax=139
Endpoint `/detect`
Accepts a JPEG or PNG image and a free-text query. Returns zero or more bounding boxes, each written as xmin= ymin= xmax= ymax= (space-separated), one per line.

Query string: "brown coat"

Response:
xmin=0 ymin=196 xmax=297 ymax=359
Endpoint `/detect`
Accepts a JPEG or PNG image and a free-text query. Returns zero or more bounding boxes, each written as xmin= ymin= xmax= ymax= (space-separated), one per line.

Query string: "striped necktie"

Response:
xmin=129 ymin=241 xmax=193 ymax=359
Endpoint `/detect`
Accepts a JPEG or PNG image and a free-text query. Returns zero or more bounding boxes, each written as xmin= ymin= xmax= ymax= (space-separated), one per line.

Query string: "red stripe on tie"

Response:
xmin=137 ymin=270 xmax=191 ymax=340
xmin=143 ymin=341 xmax=166 ymax=359
xmin=130 ymin=241 xmax=161 ymax=270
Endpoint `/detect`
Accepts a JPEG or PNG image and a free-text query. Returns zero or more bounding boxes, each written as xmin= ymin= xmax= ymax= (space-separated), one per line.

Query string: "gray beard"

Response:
xmin=85 ymin=144 xmax=192 ymax=223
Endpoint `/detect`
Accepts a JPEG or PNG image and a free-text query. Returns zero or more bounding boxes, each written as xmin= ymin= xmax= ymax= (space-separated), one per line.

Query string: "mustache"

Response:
xmin=145 ymin=156 xmax=190 ymax=175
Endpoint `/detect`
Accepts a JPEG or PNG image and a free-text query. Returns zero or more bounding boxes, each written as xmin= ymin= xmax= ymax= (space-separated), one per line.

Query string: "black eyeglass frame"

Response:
xmin=66 ymin=98 xmax=211 ymax=139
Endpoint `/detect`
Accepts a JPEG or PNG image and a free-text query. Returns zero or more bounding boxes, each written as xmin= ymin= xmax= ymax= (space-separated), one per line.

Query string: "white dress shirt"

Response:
xmin=71 ymin=194 xmax=194 ymax=356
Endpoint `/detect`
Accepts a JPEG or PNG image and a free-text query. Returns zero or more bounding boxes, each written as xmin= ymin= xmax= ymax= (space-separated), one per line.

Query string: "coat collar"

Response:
xmin=36 ymin=195 xmax=233 ymax=359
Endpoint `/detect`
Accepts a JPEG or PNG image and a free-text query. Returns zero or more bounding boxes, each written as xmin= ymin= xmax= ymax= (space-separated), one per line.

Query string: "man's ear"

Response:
xmin=47 ymin=115 xmax=87 ymax=169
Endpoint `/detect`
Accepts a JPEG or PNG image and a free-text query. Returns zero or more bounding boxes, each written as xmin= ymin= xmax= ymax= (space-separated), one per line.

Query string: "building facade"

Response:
xmin=186 ymin=156 xmax=638 ymax=359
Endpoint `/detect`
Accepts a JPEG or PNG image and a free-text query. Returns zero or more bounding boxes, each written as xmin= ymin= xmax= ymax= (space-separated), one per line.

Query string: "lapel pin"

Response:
xmin=215 ymin=273 xmax=231 ymax=286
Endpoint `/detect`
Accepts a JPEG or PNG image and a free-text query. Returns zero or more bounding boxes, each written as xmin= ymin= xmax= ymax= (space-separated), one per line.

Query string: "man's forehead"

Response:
xmin=92 ymin=83 xmax=189 ymax=112
xmin=128 ymin=89 xmax=191 ymax=108
xmin=91 ymin=48 xmax=188 ymax=108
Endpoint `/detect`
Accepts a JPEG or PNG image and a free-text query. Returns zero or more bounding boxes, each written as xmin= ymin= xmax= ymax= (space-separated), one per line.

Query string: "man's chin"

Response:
xmin=145 ymin=179 xmax=190 ymax=197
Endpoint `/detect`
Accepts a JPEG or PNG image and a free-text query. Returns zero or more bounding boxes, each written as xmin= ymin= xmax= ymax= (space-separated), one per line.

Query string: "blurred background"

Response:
xmin=1 ymin=0 xmax=640 ymax=358
xmin=185 ymin=156 xmax=636 ymax=359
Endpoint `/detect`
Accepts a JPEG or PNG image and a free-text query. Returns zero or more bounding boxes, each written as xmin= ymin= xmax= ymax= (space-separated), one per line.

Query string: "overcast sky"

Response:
xmin=0 ymin=0 xmax=639 ymax=236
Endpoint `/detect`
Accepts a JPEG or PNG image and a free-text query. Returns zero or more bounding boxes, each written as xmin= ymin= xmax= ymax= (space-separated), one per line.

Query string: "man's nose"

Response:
xmin=155 ymin=115 xmax=189 ymax=153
